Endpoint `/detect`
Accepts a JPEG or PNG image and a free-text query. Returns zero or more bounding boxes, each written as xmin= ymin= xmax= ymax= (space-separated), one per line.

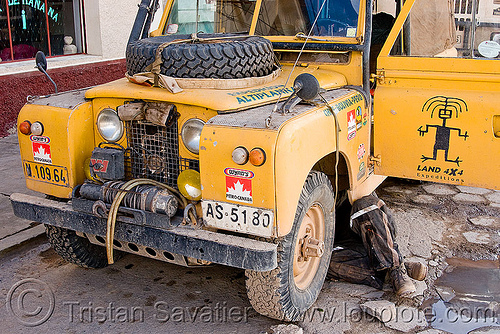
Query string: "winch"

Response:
xmin=79 ymin=181 xmax=178 ymax=217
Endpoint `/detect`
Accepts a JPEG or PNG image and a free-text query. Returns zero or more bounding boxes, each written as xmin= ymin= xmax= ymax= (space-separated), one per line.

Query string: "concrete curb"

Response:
xmin=0 ymin=224 xmax=45 ymax=253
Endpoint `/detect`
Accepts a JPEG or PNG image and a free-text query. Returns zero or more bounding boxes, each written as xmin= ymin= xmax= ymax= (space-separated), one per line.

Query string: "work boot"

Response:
xmin=405 ymin=261 xmax=428 ymax=281
xmin=389 ymin=265 xmax=415 ymax=296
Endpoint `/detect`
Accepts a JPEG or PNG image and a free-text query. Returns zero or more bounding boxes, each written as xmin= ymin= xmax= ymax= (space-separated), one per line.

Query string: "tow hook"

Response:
xmin=183 ymin=203 xmax=198 ymax=226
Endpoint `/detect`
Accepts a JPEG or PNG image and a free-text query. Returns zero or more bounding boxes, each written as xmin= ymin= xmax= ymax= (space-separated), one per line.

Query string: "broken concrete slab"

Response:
xmin=361 ymin=291 xmax=386 ymax=300
xmin=416 ymin=329 xmax=451 ymax=334
xmin=393 ymin=208 xmax=444 ymax=259
xmin=383 ymin=307 xmax=427 ymax=332
xmin=468 ymin=216 xmax=500 ymax=229
xmin=268 ymin=324 xmax=303 ymax=334
xmin=462 ymin=231 xmax=491 ymax=245
xmin=422 ymin=184 xmax=458 ymax=196
xmin=435 ymin=286 xmax=456 ymax=302
xmin=456 ymin=186 xmax=493 ymax=195
xmin=0 ymin=196 xmax=34 ymax=239
xmin=412 ymin=195 xmax=440 ymax=205
xmin=468 ymin=327 xmax=500 ymax=334
xmin=382 ymin=186 xmax=415 ymax=194
xmin=0 ymin=223 xmax=45 ymax=252
xmin=485 ymin=191 xmax=500 ymax=204
xmin=411 ymin=280 xmax=427 ymax=298
xmin=452 ymin=193 xmax=488 ymax=203
xmin=360 ymin=300 xmax=397 ymax=323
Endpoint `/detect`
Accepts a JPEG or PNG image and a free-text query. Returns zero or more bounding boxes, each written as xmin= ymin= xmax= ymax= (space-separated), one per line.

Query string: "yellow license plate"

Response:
xmin=23 ymin=161 xmax=69 ymax=187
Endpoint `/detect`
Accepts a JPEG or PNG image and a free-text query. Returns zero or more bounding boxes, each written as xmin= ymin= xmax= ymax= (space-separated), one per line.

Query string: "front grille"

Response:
xmin=125 ymin=120 xmax=199 ymax=189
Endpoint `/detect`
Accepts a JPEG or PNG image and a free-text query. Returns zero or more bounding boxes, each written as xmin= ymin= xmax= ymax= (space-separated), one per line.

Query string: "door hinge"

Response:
xmin=370 ymin=155 xmax=382 ymax=167
xmin=370 ymin=71 xmax=386 ymax=84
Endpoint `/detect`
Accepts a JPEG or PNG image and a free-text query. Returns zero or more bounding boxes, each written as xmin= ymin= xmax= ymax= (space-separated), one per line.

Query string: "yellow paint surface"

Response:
xmin=18 ymin=102 xmax=95 ymax=198
xmin=374 ymin=0 xmax=500 ymax=190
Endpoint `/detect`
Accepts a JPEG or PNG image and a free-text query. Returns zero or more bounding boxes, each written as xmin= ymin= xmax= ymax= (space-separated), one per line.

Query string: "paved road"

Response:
xmin=0 ymin=135 xmax=44 ymax=252
xmin=0 ymin=135 xmax=499 ymax=333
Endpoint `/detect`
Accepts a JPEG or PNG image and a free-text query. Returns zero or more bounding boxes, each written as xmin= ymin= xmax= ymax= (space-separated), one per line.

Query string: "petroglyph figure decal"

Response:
xmin=418 ymin=96 xmax=469 ymax=166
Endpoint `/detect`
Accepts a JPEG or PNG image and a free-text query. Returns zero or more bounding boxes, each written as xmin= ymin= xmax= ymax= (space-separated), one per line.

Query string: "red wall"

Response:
xmin=0 ymin=59 xmax=126 ymax=137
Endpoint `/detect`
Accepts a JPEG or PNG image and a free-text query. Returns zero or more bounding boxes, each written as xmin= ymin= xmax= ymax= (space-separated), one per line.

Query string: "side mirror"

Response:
xmin=34 ymin=51 xmax=58 ymax=94
xmin=35 ymin=51 xmax=47 ymax=72
xmin=293 ymin=73 xmax=320 ymax=101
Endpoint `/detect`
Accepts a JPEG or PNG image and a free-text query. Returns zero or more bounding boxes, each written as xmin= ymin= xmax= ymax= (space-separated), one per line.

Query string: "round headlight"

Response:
xmin=181 ymin=118 xmax=205 ymax=154
xmin=97 ymin=108 xmax=123 ymax=142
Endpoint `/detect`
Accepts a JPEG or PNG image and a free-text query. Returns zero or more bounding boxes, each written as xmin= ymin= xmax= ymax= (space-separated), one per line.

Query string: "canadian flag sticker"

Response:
xmin=226 ymin=176 xmax=253 ymax=204
xmin=32 ymin=142 xmax=52 ymax=164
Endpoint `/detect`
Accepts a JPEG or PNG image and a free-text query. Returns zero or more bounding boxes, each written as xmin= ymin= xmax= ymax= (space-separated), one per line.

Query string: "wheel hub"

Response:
xmin=298 ymin=232 xmax=325 ymax=261
xmin=293 ymin=203 xmax=326 ymax=290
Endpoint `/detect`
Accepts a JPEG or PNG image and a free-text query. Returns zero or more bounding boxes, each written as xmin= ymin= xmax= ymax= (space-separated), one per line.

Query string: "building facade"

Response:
xmin=0 ymin=0 xmax=164 ymax=136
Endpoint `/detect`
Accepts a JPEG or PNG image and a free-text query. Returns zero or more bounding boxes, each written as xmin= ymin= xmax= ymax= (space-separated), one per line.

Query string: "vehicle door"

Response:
xmin=373 ymin=0 xmax=500 ymax=189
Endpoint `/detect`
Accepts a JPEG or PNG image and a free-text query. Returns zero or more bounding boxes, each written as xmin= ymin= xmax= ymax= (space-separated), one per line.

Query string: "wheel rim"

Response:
xmin=293 ymin=203 xmax=325 ymax=290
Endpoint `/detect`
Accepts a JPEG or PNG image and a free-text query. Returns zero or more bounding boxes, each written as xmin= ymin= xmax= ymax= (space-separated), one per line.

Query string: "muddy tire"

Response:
xmin=245 ymin=171 xmax=335 ymax=321
xmin=126 ymin=34 xmax=275 ymax=79
xmin=45 ymin=225 xmax=120 ymax=268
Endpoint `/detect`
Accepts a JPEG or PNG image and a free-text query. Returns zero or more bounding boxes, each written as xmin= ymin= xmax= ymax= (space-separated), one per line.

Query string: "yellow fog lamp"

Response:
xmin=177 ymin=169 xmax=202 ymax=201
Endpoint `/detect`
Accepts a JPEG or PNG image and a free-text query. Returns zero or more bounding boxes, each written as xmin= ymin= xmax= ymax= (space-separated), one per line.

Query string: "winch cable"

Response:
xmin=266 ymin=0 xmax=328 ymax=127
xmin=106 ymin=178 xmax=196 ymax=264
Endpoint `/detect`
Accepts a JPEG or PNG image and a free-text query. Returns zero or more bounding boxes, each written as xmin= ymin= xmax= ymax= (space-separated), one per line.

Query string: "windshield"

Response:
xmin=256 ymin=0 xmax=360 ymax=37
xmin=164 ymin=0 xmax=256 ymax=35
xmin=163 ymin=0 xmax=361 ymax=37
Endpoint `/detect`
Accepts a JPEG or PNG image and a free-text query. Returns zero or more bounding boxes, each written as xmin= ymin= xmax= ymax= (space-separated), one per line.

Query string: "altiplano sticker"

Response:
xmin=226 ymin=176 xmax=252 ymax=204
xmin=32 ymin=142 xmax=52 ymax=164
xmin=347 ymin=109 xmax=356 ymax=141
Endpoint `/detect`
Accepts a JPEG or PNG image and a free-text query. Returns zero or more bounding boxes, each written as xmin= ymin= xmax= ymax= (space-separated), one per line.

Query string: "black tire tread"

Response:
xmin=45 ymin=225 xmax=119 ymax=269
xmin=245 ymin=171 xmax=335 ymax=321
xmin=126 ymin=34 xmax=275 ymax=79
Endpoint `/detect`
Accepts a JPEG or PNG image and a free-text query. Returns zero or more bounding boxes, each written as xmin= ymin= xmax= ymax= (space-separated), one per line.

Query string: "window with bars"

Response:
xmin=0 ymin=0 xmax=83 ymax=62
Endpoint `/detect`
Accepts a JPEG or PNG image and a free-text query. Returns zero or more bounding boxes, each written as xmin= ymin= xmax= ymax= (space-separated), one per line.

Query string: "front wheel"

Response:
xmin=45 ymin=225 xmax=121 ymax=268
xmin=245 ymin=171 xmax=336 ymax=321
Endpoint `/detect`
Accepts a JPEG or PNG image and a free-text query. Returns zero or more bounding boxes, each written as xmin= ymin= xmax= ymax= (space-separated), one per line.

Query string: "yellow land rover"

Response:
xmin=10 ymin=0 xmax=500 ymax=321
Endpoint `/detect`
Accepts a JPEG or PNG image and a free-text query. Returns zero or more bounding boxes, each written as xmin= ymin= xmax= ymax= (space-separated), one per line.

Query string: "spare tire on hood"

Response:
xmin=126 ymin=33 xmax=276 ymax=79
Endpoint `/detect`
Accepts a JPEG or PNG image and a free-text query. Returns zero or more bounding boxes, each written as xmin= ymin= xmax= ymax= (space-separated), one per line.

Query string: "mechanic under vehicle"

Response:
xmin=10 ymin=0 xmax=500 ymax=321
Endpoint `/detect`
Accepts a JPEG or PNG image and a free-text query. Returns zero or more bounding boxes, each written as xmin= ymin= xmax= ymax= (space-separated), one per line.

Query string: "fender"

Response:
xmin=274 ymin=90 xmax=368 ymax=236
xmin=17 ymin=90 xmax=95 ymax=198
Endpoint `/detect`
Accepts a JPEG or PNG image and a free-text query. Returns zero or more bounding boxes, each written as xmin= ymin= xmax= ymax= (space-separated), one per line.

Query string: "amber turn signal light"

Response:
xmin=19 ymin=121 xmax=31 ymax=135
xmin=249 ymin=148 xmax=266 ymax=166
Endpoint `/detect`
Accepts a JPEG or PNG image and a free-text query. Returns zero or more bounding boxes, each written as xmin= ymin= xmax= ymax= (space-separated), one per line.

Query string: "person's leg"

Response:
xmin=351 ymin=195 xmax=427 ymax=296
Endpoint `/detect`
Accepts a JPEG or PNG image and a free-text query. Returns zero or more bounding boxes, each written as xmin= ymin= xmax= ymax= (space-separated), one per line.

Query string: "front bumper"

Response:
xmin=10 ymin=193 xmax=277 ymax=271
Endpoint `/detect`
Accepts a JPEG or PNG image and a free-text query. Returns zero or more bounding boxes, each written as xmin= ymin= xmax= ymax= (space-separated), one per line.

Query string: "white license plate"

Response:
xmin=202 ymin=200 xmax=274 ymax=237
